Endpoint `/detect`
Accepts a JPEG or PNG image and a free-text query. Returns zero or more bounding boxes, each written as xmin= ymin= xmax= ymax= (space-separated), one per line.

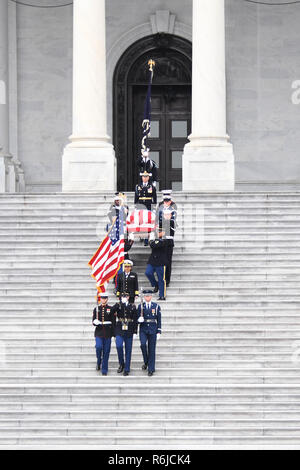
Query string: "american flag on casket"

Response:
xmin=126 ymin=209 xmax=156 ymax=233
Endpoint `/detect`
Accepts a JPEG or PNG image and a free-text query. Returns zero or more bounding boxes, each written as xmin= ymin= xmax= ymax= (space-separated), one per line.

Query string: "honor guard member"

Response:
xmin=135 ymin=171 xmax=157 ymax=246
xmin=116 ymin=260 xmax=139 ymax=304
xmin=157 ymin=190 xmax=178 ymax=222
xmin=160 ymin=208 xmax=175 ymax=287
xmin=134 ymin=171 xmax=157 ymax=212
xmin=92 ymin=293 xmax=116 ymax=376
xmin=137 ymin=290 xmax=161 ymax=376
xmin=113 ymin=293 xmax=138 ymax=376
xmin=114 ymin=237 xmax=134 ymax=293
xmin=145 ymin=230 xmax=168 ymax=300
xmin=107 ymin=193 xmax=129 ymax=231
xmin=137 ymin=148 xmax=158 ymax=187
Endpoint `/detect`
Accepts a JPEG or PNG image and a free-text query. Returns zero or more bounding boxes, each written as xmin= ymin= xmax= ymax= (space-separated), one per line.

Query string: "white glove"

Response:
xmin=93 ymin=319 xmax=101 ymax=326
xmin=138 ymin=317 xmax=144 ymax=323
xmin=133 ymin=334 xmax=138 ymax=339
xmin=157 ymin=333 xmax=161 ymax=340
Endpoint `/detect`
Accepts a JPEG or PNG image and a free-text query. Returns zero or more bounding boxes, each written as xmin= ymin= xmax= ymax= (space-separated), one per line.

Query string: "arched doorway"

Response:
xmin=113 ymin=34 xmax=192 ymax=191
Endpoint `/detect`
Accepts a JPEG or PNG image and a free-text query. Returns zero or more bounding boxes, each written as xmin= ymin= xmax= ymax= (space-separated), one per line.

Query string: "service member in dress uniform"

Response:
xmin=92 ymin=293 xmax=116 ymax=376
xmin=137 ymin=290 xmax=161 ymax=376
xmin=113 ymin=238 xmax=135 ymax=294
xmin=113 ymin=293 xmax=138 ymax=376
xmin=137 ymin=148 xmax=158 ymax=187
xmin=157 ymin=190 xmax=178 ymax=214
xmin=116 ymin=260 xmax=139 ymax=304
xmin=156 ymin=190 xmax=177 ymax=286
xmin=134 ymin=171 xmax=157 ymax=212
xmin=134 ymin=171 xmax=157 ymax=246
xmin=159 ymin=208 xmax=175 ymax=287
xmin=106 ymin=193 xmax=129 ymax=231
xmin=145 ymin=230 xmax=169 ymax=300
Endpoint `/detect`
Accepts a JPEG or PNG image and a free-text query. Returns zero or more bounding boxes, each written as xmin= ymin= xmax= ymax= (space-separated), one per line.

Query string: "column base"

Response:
xmin=0 ymin=154 xmax=17 ymax=193
xmin=182 ymin=144 xmax=235 ymax=191
xmin=62 ymin=146 xmax=117 ymax=192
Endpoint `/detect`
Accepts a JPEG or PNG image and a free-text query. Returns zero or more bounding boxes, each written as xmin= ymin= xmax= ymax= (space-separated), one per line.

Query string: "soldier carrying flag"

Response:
xmin=137 ymin=59 xmax=158 ymax=187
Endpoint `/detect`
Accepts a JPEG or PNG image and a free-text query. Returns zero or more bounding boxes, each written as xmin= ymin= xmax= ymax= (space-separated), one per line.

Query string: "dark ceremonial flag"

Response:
xmin=141 ymin=59 xmax=155 ymax=151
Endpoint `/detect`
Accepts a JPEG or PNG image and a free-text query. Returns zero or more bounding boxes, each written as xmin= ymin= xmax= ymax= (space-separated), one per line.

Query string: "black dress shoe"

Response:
xmin=102 ymin=372 xmax=107 ymax=376
xmin=117 ymin=365 xmax=124 ymax=373
xmin=153 ymin=286 xmax=159 ymax=293
xmin=148 ymin=371 xmax=153 ymax=376
xmin=96 ymin=364 xmax=100 ymax=371
xmin=142 ymin=364 xmax=148 ymax=370
xmin=158 ymin=297 xmax=166 ymax=301
xmin=123 ymin=371 xmax=129 ymax=376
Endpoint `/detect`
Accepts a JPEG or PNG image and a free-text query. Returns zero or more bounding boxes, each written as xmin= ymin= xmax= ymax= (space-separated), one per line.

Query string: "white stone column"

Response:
xmin=183 ymin=0 xmax=235 ymax=191
xmin=62 ymin=0 xmax=116 ymax=192
xmin=0 ymin=0 xmax=16 ymax=193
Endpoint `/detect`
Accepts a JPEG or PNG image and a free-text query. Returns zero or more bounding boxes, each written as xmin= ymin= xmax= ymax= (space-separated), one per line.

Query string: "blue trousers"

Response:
xmin=95 ymin=337 xmax=111 ymax=374
xmin=145 ymin=264 xmax=166 ymax=298
xmin=140 ymin=330 xmax=157 ymax=373
xmin=115 ymin=335 xmax=133 ymax=373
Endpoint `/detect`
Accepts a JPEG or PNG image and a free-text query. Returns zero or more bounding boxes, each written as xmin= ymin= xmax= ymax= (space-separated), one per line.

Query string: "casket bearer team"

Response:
xmin=138 ymin=290 xmax=162 ymax=376
xmin=116 ymin=259 xmax=139 ymax=304
xmin=113 ymin=293 xmax=138 ymax=376
xmin=134 ymin=170 xmax=157 ymax=246
xmin=92 ymin=293 xmax=116 ymax=376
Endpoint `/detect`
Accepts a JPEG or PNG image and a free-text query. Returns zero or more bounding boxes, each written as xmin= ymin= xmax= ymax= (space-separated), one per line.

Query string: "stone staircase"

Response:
xmin=0 ymin=192 xmax=300 ymax=447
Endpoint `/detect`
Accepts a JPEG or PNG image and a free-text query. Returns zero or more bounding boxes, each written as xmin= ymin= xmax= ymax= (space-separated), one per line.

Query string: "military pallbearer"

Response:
xmin=138 ymin=290 xmax=162 ymax=376
xmin=92 ymin=293 xmax=116 ymax=376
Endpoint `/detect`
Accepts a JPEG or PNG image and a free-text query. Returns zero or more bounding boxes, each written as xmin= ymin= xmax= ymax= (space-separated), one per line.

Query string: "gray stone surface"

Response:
xmin=0 ymin=191 xmax=300 ymax=446
xmin=11 ymin=0 xmax=300 ymax=191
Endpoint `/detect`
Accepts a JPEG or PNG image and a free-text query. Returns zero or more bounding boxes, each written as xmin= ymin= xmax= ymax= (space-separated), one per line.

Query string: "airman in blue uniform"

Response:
xmin=137 ymin=290 xmax=162 ymax=376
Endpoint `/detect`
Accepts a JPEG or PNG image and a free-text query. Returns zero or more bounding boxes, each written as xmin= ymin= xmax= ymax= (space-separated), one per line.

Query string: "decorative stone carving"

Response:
xmin=150 ymin=10 xmax=176 ymax=35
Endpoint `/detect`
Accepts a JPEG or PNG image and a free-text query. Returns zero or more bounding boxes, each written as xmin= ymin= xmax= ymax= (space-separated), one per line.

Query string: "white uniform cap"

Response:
xmin=124 ymin=260 xmax=133 ymax=266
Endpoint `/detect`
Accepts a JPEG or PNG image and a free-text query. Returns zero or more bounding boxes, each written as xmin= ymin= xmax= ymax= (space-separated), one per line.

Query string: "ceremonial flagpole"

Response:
xmin=141 ymin=59 xmax=156 ymax=152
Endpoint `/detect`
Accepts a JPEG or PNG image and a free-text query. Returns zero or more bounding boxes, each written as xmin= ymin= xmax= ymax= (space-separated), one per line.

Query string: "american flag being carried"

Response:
xmin=88 ymin=209 xmax=125 ymax=293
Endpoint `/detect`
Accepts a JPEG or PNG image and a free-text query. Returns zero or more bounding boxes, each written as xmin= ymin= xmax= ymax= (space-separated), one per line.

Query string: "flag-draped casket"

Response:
xmin=126 ymin=209 xmax=156 ymax=234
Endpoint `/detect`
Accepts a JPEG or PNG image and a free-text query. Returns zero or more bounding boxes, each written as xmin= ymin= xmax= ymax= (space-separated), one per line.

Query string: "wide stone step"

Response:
xmin=3 ymin=279 xmax=300 ymax=288
xmin=0 ymin=344 xmax=296 ymax=353
xmin=0 ymin=376 xmax=300 ymax=384
xmin=1 ymin=350 xmax=299 ymax=360
xmin=2 ymin=400 xmax=300 ymax=412
xmin=0 ymin=367 xmax=300 ymax=378
xmin=2 ymin=408 xmax=300 ymax=418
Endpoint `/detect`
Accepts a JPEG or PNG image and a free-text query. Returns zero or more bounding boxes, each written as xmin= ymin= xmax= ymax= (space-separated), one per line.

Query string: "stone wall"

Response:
xmin=13 ymin=0 xmax=300 ymax=191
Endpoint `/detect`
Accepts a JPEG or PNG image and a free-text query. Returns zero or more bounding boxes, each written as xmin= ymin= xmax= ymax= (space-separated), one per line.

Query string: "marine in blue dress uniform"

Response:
xmin=137 ymin=290 xmax=162 ymax=376
xmin=113 ymin=293 xmax=138 ymax=376
xmin=92 ymin=293 xmax=116 ymax=376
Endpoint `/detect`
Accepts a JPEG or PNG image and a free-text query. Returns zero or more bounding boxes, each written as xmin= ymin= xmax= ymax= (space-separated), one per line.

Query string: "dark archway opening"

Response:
xmin=113 ymin=34 xmax=192 ymax=191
